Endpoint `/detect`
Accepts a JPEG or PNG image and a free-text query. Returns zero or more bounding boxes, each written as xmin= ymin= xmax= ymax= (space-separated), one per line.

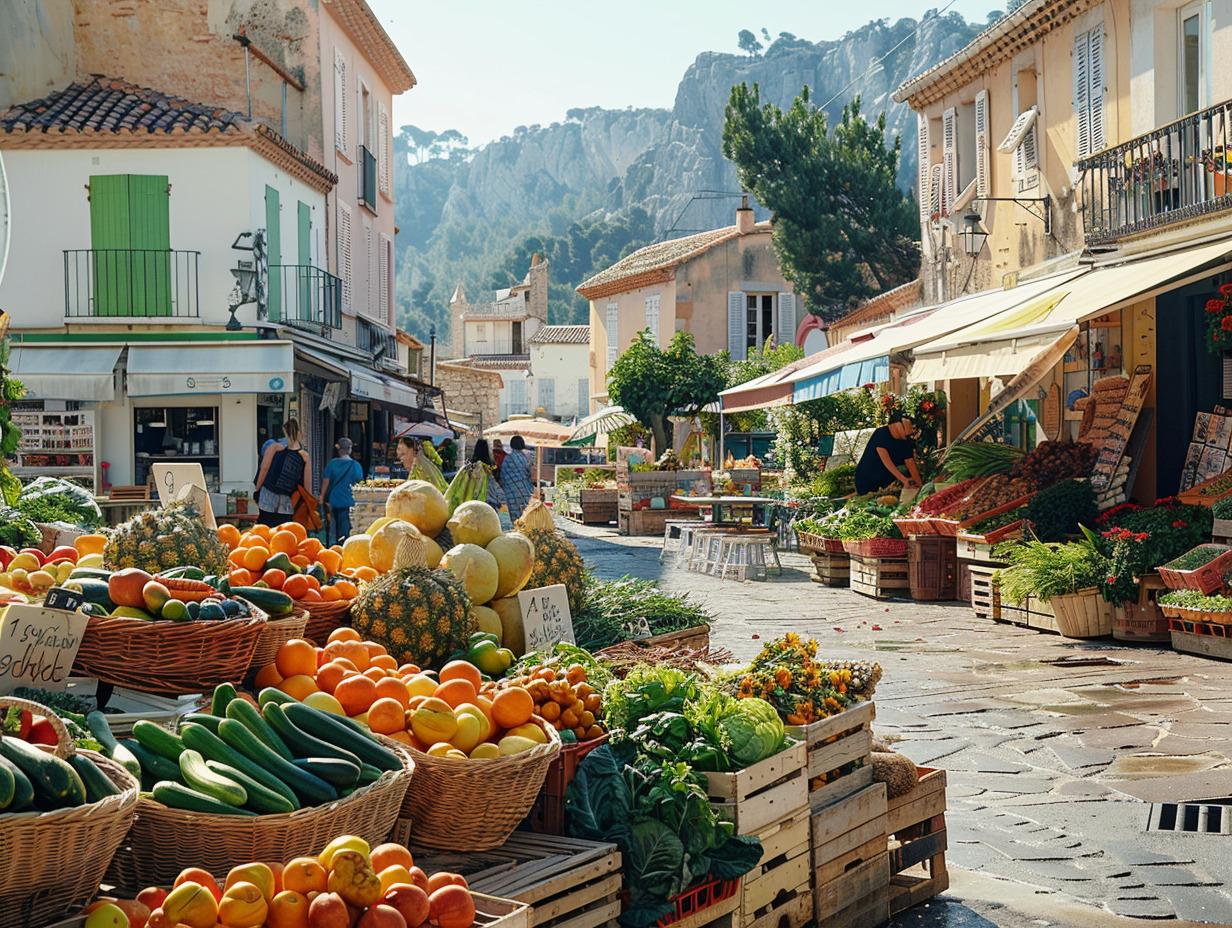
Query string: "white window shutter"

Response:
xmin=1088 ymin=28 xmax=1105 ymax=154
xmin=605 ymin=303 xmax=619 ymax=370
xmin=777 ymin=292 xmax=796 ymax=346
xmin=974 ymin=90 xmax=990 ymax=198
xmin=728 ymin=291 xmax=746 ymax=361
xmin=538 ymin=377 xmax=555 ymax=413
xmin=578 ymin=378 xmax=589 ymax=417
xmin=644 ymin=293 xmax=660 ymax=341
xmin=1022 ymin=123 xmax=1039 ymax=171
xmin=337 ymin=203 xmax=353 ymax=312
xmin=378 ymin=102 xmax=390 ymax=195
xmin=379 ymin=233 xmax=390 ymax=327
xmin=1074 ymin=30 xmax=1091 ymax=159
xmin=941 ymin=108 xmax=957 ymax=218
xmin=365 ymin=219 xmax=377 ymax=319
xmin=334 ymin=48 xmax=348 ymax=154
xmin=916 ymin=114 xmax=931 ymax=222
xmin=511 ymin=378 xmax=527 ymax=413
xmin=929 ymin=164 xmax=943 ymax=219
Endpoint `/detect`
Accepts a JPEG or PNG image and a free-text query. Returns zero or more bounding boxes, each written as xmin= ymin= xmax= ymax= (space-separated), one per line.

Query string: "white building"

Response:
xmin=528 ymin=325 xmax=592 ymax=421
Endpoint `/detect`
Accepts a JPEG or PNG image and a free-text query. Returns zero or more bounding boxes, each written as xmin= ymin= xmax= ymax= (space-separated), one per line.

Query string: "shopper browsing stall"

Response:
xmin=854 ymin=412 xmax=921 ymax=495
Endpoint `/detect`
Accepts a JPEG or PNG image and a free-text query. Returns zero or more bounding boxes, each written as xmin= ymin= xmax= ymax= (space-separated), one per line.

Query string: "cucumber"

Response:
xmin=0 ymin=757 xmax=13 ymax=809
xmin=263 ymin=703 xmax=362 ymax=768
xmin=179 ymin=723 xmax=299 ymax=810
xmin=226 ymin=698 xmax=293 ymax=761
xmin=358 ymin=763 xmax=384 ymax=786
xmin=283 ymin=702 xmax=403 ymax=772
xmin=68 ymin=579 xmax=116 ymax=611
xmin=160 ymin=566 xmax=207 ymax=580
xmin=152 ymin=780 xmax=257 ymax=817
xmin=257 ymin=687 xmax=297 ymax=708
xmin=180 ymin=712 xmax=223 ymax=735
xmin=216 ymin=719 xmax=336 ymax=806
xmin=86 ymin=711 xmax=141 ymax=781
xmin=132 ymin=720 xmax=186 ymax=763
xmin=229 ymin=586 xmax=295 ymax=617
xmin=0 ymin=755 xmax=34 ymax=810
xmin=66 ymin=567 xmax=114 ymax=582
xmin=0 ymin=738 xmax=87 ymax=809
xmin=210 ymin=683 xmax=238 ymax=718
xmin=178 ymin=749 xmax=246 ymax=807
xmin=291 ymin=757 xmax=361 ymax=789
xmin=204 ymin=760 xmax=295 ymax=815
xmin=120 ymin=738 xmax=181 ymax=789
xmin=67 ymin=753 xmax=121 ymax=803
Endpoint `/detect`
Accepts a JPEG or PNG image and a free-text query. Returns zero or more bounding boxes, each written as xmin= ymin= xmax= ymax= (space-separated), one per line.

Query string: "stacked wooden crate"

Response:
xmin=811 ymin=782 xmax=890 ymax=928
xmin=809 ymin=551 xmax=851 ymax=587
xmin=849 ymin=556 xmax=909 ymax=600
xmin=703 ymin=741 xmax=811 ymax=928
xmin=788 ymin=700 xmax=876 ymax=811
xmin=957 ymin=534 xmax=1007 ymax=620
xmin=886 ymin=768 xmax=949 ymax=916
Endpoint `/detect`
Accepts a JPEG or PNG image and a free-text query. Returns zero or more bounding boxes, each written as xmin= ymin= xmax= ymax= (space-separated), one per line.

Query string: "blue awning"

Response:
xmin=793 ymin=356 xmax=889 ymax=402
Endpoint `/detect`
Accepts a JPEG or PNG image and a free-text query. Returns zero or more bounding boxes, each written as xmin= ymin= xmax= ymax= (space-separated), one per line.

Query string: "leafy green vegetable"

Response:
xmin=995 ymin=535 xmax=1109 ymax=604
xmin=686 ymin=692 xmax=784 ymax=770
xmin=603 ymin=666 xmax=701 ymax=733
xmin=572 ymin=576 xmax=713 ymax=652
xmin=1024 ymin=479 xmax=1098 ymax=542
xmin=0 ymin=511 xmax=40 ymax=549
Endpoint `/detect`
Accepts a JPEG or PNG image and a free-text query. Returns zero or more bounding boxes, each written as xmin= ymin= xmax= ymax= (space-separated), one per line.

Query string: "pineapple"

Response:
xmin=351 ymin=565 xmax=475 ymax=669
xmin=104 ymin=502 xmax=229 ymax=575
xmin=521 ymin=527 xmax=587 ymax=616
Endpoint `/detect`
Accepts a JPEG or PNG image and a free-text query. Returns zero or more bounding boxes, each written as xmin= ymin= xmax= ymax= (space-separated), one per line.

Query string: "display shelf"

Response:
xmin=11 ymin=409 xmax=97 ymax=488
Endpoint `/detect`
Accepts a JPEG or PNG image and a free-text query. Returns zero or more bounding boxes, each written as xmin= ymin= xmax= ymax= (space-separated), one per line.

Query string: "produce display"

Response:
xmin=733 ymin=634 xmax=880 ymax=726
xmin=1096 ymin=500 xmax=1213 ymax=605
xmin=907 ymin=477 xmax=983 ymax=518
xmin=99 ymin=836 xmax=479 ymax=928
xmin=219 ymin=521 xmax=360 ymax=602
xmin=517 ymin=504 xmax=588 ymax=617
xmin=1159 ymin=589 xmax=1232 ymax=613
xmin=1022 ymin=479 xmax=1098 ymax=541
xmin=105 ymin=502 xmax=230 ymax=576
xmin=0 ymin=510 xmax=40 ymax=550
xmin=1007 ymin=440 xmax=1097 ymax=484
xmin=0 ymin=540 xmax=90 ymax=598
xmin=997 ymin=537 xmax=1108 ymax=604
xmin=502 ymin=656 xmax=607 ymax=743
xmin=14 ymin=476 xmax=104 ymax=528
xmin=941 ymin=442 xmax=1024 ymax=480
xmin=571 ymin=575 xmax=713 ymax=652
xmin=1162 ymin=545 xmax=1229 ymax=571
xmin=965 ymin=505 xmax=1027 ymax=538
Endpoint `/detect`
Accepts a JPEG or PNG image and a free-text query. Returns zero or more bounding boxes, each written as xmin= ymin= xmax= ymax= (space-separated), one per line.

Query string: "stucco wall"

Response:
xmin=529 ymin=342 xmax=590 ymax=419
xmin=0 ymin=0 xmax=75 ymax=113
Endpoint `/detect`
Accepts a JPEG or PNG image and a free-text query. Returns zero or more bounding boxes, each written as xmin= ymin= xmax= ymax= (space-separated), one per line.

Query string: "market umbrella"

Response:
xmin=566 ymin=405 xmax=635 ymax=446
xmin=396 ymin=420 xmax=455 ymax=438
xmin=483 ymin=417 xmax=573 ymax=448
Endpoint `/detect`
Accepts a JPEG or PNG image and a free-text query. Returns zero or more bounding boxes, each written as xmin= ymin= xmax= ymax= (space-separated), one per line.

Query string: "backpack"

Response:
xmin=267 ymin=447 xmax=306 ymax=496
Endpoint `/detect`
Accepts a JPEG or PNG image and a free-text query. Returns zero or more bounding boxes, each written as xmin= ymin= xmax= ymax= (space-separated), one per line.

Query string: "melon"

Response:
xmin=365 ymin=515 xmax=395 ymax=536
xmin=369 ymin=520 xmax=424 ymax=572
xmin=489 ymin=596 xmax=525 ymax=657
xmin=440 ymin=543 xmax=499 ymax=605
xmin=447 ymin=501 xmax=502 ymax=548
xmin=342 ymin=534 xmax=373 ymax=571
xmin=424 ymin=535 xmax=444 ymax=569
xmin=387 ymin=480 xmax=449 ymax=536
xmin=472 ymin=605 xmax=503 ymax=644
xmin=486 ymin=532 xmax=535 ymax=600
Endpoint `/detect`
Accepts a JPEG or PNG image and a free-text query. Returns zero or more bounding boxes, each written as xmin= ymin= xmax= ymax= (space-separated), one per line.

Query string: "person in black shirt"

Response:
xmin=854 ymin=412 xmax=921 ymax=495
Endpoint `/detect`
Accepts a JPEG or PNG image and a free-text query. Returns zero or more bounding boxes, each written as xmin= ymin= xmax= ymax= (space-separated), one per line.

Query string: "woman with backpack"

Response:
xmin=254 ymin=419 xmax=311 ymax=528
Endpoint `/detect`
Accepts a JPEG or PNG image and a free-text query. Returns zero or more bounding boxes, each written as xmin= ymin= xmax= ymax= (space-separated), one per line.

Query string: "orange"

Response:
xmin=275 ymin=639 xmax=318 ymax=679
xmin=217 ymin=524 xmax=241 ymax=550
xmin=386 ymin=730 xmax=414 ymax=747
xmin=277 ymin=521 xmax=308 ymax=543
xmin=334 ymin=674 xmax=378 ymax=715
xmin=300 ymin=588 xmax=323 ymax=603
xmin=241 ymin=546 xmax=271 ymax=572
xmin=316 ymin=549 xmax=342 ymax=575
xmin=363 ymin=666 xmax=390 ymax=682
xmin=250 ymin=524 xmax=273 ymax=542
xmin=254 ymin=663 xmax=283 ymax=690
xmin=434 ymin=678 xmax=478 ymax=709
xmin=228 ymin=549 xmax=246 ymax=568
xmin=350 ymin=568 xmax=378 ymax=584
xmin=315 ymin=660 xmax=353 ymax=695
xmin=269 ymin=530 xmax=299 ymax=556
xmin=281 ymin=857 xmax=327 ymax=895
xmin=290 ymin=555 xmax=312 ymax=571
xmin=492 ymin=687 xmax=534 ymax=729
xmin=333 ymin=640 xmax=370 ymax=671
xmin=439 ymin=660 xmax=482 ymax=692
xmin=370 ymin=654 xmax=399 ymax=672
xmin=374 ymin=676 xmax=410 ymax=708
xmin=299 ymin=537 xmax=324 ymax=559
xmin=228 ymin=568 xmax=256 ymax=588
xmin=278 ymin=674 xmax=319 ymax=700
xmin=364 ymin=640 xmax=388 ymax=657
xmin=282 ymin=575 xmax=311 ymax=601
xmin=327 ymin=627 xmax=362 ymax=645
xmin=266 ymin=889 xmax=309 ymax=928
xmin=262 ymin=569 xmax=287 ymax=590
xmin=370 ymin=843 xmax=414 ymax=874
xmin=319 ymin=585 xmax=342 ymax=602
xmin=302 ymin=575 xmax=322 ymax=593
xmin=334 ymin=579 xmax=360 ymax=598
xmin=398 ymin=663 xmax=422 ymax=677
xmin=368 ymin=696 xmax=407 ymax=734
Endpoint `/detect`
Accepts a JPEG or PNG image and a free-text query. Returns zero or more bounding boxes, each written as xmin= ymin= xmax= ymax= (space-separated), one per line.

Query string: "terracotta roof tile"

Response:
xmin=529 ymin=325 xmax=590 ymax=345
xmin=829 ymin=279 xmax=922 ymax=332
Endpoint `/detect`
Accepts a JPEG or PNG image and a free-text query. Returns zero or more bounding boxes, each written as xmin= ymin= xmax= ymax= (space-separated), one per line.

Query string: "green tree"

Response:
xmin=608 ymin=331 xmax=727 ymax=454
xmin=722 ymin=86 xmax=920 ymax=320
xmin=718 ymin=342 xmax=805 ymax=431
xmin=738 ymin=29 xmax=763 ymax=56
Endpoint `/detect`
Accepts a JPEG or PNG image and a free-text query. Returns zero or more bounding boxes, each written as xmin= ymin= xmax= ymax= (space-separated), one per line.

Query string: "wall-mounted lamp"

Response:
xmin=957 ymin=211 xmax=989 ymax=258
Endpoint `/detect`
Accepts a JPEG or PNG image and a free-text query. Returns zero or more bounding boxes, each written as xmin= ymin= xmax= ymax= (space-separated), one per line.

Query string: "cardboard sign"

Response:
xmin=516 ymin=584 xmax=574 ymax=653
xmin=1090 ymin=365 xmax=1152 ymax=492
xmin=1041 ymin=383 xmax=1061 ymax=441
xmin=0 ymin=603 xmax=89 ymax=694
xmin=152 ymin=463 xmax=216 ymax=528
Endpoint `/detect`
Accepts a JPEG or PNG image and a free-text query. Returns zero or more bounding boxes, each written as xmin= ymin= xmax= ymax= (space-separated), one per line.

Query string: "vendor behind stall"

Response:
xmin=854 ymin=413 xmax=921 ymax=495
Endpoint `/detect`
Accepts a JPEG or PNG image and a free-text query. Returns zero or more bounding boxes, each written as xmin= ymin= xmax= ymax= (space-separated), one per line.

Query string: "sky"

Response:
xmin=367 ymin=0 xmax=1004 ymax=147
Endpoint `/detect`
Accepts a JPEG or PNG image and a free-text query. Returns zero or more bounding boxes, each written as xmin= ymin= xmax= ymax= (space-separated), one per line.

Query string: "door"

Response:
xmin=1180 ymin=1 xmax=1206 ymax=116
xmin=298 ymin=201 xmax=312 ymax=324
xmin=265 ymin=186 xmax=282 ymax=322
xmin=89 ymin=174 xmax=171 ymax=316
xmin=538 ymin=377 xmax=555 ymax=416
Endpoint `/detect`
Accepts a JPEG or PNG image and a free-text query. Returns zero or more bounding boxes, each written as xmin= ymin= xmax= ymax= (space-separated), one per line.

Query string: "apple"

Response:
xmin=82 ymin=903 xmax=129 ymax=928
xmin=48 ymin=545 xmax=79 ymax=564
xmin=109 ymin=568 xmax=154 ymax=610
xmin=381 ymin=884 xmax=430 ymax=928
xmin=137 ymin=886 xmax=169 ymax=911
xmin=307 ymin=892 xmax=353 ymax=928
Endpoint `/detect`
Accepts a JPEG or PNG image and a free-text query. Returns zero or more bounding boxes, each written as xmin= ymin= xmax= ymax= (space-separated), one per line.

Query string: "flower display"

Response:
xmin=1205 ymin=288 xmax=1232 ymax=352
xmin=731 ymin=633 xmax=881 ymax=724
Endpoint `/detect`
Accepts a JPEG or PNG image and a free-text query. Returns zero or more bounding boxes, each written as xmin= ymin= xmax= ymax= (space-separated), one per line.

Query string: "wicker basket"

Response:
xmin=0 ymin=697 xmax=139 ymax=928
xmin=72 ymin=612 xmax=267 ymax=696
xmin=106 ymin=735 xmax=413 ymax=893
xmin=247 ymin=607 xmax=310 ymax=674
xmin=401 ymin=724 xmax=561 ymax=851
xmin=1050 ymin=588 xmax=1115 ymax=638
xmin=299 ymin=598 xmax=354 ymax=646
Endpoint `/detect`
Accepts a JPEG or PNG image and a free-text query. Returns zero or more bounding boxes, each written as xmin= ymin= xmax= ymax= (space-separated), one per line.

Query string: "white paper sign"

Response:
xmin=152 ymin=463 xmax=216 ymax=528
xmin=517 ymin=584 xmax=574 ymax=653
xmin=0 ymin=604 xmax=89 ymax=694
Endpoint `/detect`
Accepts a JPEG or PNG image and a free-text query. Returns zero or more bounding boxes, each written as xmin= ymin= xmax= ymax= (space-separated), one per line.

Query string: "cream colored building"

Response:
xmin=528 ymin=325 xmax=592 ymax=421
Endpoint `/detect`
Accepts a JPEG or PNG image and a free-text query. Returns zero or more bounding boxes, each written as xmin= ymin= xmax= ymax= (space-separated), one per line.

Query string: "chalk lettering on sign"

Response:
xmin=0 ymin=604 xmax=89 ymax=694
xmin=517 ymin=585 xmax=574 ymax=653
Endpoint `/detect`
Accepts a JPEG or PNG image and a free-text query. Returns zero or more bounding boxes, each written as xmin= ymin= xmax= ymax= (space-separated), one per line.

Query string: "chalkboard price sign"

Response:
xmin=517 ymin=585 xmax=575 ymax=653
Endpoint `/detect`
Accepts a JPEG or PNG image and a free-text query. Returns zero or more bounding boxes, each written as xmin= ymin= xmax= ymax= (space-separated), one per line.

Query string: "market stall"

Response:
xmin=615 ymin=446 xmax=709 ymax=536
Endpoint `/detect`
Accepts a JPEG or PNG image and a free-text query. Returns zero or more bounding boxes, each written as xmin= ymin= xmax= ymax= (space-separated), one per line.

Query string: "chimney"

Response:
xmin=736 ymin=195 xmax=755 ymax=234
xmin=531 ymin=253 xmax=542 ymax=267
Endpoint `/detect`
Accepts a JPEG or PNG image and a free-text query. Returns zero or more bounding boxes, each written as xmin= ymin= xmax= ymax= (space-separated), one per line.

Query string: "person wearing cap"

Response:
xmin=320 ymin=437 xmax=364 ymax=545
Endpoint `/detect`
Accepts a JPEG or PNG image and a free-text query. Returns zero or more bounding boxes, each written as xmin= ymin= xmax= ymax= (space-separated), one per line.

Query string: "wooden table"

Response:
xmin=672 ymin=495 xmax=778 ymax=531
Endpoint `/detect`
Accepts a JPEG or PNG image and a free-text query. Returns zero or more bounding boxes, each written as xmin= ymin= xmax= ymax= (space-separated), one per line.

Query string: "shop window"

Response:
xmin=134 ymin=406 xmax=220 ymax=491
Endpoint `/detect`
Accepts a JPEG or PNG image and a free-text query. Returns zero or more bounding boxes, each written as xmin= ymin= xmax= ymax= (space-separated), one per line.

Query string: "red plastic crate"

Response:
xmin=524 ymin=734 xmax=609 ymax=835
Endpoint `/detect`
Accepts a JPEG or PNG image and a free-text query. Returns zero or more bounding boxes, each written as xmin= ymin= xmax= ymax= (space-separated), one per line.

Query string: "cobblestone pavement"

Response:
xmin=562 ymin=520 xmax=1232 ymax=927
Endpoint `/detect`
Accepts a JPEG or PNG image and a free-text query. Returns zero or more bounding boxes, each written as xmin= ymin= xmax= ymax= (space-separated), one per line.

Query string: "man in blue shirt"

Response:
xmin=320 ymin=438 xmax=364 ymax=545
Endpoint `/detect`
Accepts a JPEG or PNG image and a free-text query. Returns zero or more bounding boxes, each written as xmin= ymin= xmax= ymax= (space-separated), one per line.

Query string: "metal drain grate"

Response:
xmin=1148 ymin=802 xmax=1232 ymax=834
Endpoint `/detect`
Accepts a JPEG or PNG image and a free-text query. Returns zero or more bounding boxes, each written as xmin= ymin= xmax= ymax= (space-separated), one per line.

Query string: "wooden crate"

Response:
xmin=810 ymin=552 xmax=850 ymax=587
xmin=619 ymin=509 xmax=674 ymax=536
xmin=738 ymin=806 xmax=812 ymax=928
xmin=886 ymin=768 xmax=948 ymax=916
xmin=411 ymin=835 xmax=620 ymax=928
xmin=811 ymin=782 xmax=888 ymax=887
xmin=787 ymin=700 xmax=875 ymax=812
xmin=704 ymin=741 xmax=808 ymax=836
xmin=813 ymin=852 xmax=890 ymax=928
xmin=848 ymin=555 xmax=909 ymax=600
xmin=967 ymin=563 xmax=998 ymax=620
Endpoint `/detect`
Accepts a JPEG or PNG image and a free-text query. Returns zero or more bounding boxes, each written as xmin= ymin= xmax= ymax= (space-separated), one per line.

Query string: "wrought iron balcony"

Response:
xmin=268 ymin=264 xmax=342 ymax=333
xmin=358 ymin=144 xmax=377 ymax=213
xmin=64 ymin=249 xmax=199 ymax=318
xmin=1079 ymin=99 xmax=1232 ymax=245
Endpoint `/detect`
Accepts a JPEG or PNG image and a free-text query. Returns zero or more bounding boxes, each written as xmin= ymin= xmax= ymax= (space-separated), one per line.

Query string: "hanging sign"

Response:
xmin=1041 ymin=383 xmax=1062 ymax=440
xmin=0 ymin=602 xmax=89 ymax=694
xmin=152 ymin=463 xmax=216 ymax=528
xmin=1090 ymin=364 xmax=1152 ymax=492
xmin=516 ymin=585 xmax=575 ymax=653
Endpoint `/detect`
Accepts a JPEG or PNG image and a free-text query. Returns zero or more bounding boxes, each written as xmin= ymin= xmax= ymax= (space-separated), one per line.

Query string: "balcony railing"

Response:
xmin=358 ymin=145 xmax=377 ymax=213
xmin=268 ymin=264 xmax=342 ymax=333
xmin=1079 ymin=99 xmax=1232 ymax=245
xmin=64 ymin=249 xmax=199 ymax=319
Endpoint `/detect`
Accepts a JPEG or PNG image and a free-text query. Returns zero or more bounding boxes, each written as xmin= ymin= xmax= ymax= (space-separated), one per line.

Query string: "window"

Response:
xmin=333 ymin=48 xmax=348 ymax=155
xmin=999 ymin=105 xmax=1039 ymax=193
xmin=974 ymin=90 xmax=990 ymax=198
xmin=510 ymin=379 xmax=527 ymax=414
xmin=336 ymin=203 xmax=352 ymax=312
xmin=1180 ymin=2 xmax=1206 ymax=116
xmin=512 ymin=321 xmax=523 ymax=355
xmin=957 ymin=100 xmax=977 ymax=194
xmin=379 ymin=232 xmax=392 ymax=328
xmin=577 ymin=378 xmax=589 ymax=417
xmin=644 ymin=293 xmax=660 ymax=341
xmin=745 ymin=293 xmax=776 ymax=352
xmin=475 ymin=323 xmax=486 ymax=341
xmin=538 ymin=377 xmax=555 ymax=414
xmin=1074 ymin=26 xmax=1106 ymax=158
xmin=605 ymin=303 xmax=619 ymax=370
xmin=88 ymin=174 xmax=171 ymax=317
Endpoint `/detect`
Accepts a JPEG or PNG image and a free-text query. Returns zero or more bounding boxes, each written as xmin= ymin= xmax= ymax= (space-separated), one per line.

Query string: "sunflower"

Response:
xmin=774 ymin=667 xmax=794 ymax=689
xmin=738 ymin=676 xmax=756 ymax=698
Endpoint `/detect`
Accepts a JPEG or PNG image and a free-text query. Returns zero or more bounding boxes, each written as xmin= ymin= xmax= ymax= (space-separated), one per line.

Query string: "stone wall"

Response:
xmin=436 ymin=361 xmax=503 ymax=431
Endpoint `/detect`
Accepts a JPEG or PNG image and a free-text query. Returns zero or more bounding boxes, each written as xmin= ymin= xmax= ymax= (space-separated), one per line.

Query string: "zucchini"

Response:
xmin=283 ymin=702 xmax=403 ymax=772
xmin=67 ymin=753 xmax=121 ymax=803
xmin=291 ymin=757 xmax=361 ymax=789
xmin=67 ymin=579 xmax=116 ymax=611
xmin=0 ymin=738 xmax=86 ymax=809
xmin=229 ymin=586 xmax=295 ymax=617
xmin=152 ymin=780 xmax=256 ymax=817
xmin=179 ymin=723 xmax=299 ymax=810
xmin=0 ymin=757 xmax=13 ymax=809
xmin=210 ymin=682 xmax=238 ymax=718
xmin=217 ymin=719 xmax=336 ymax=806
xmin=120 ymin=738 xmax=181 ymax=790
xmin=86 ymin=711 xmax=141 ymax=781
xmin=180 ymin=712 xmax=223 ymax=735
xmin=226 ymin=698 xmax=293 ymax=761
xmin=66 ymin=567 xmax=114 ymax=582
xmin=160 ymin=566 xmax=207 ymax=581
xmin=258 ymin=687 xmax=297 ymax=708
xmin=263 ymin=703 xmax=361 ymax=768
xmin=204 ymin=760 xmax=295 ymax=815
xmin=132 ymin=720 xmax=186 ymax=763
xmin=358 ymin=763 xmax=384 ymax=786
xmin=178 ymin=749 xmax=246 ymax=807
xmin=0 ymin=755 xmax=34 ymax=811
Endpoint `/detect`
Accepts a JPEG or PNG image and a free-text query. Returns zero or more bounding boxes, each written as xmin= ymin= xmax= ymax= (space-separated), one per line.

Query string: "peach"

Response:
xmin=382 ymin=883 xmax=430 ymax=928
xmin=428 ymin=886 xmax=475 ymax=928
xmin=226 ymin=862 xmax=277 ymax=901
xmin=284 ymin=856 xmax=329 ymax=895
xmin=307 ymin=892 xmax=353 ymax=928
xmin=173 ymin=867 xmax=223 ymax=902
xmin=357 ymin=904 xmax=408 ymax=928
xmin=267 ymin=890 xmax=312 ymax=928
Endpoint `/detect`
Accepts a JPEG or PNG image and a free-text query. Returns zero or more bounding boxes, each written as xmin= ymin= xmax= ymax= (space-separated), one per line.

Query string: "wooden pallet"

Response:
xmin=813 ymin=852 xmax=890 ymax=928
xmin=619 ymin=509 xmax=674 ymax=536
xmin=737 ymin=806 xmax=812 ymax=928
xmin=704 ymin=741 xmax=808 ymax=836
xmin=811 ymin=782 xmax=888 ymax=887
xmin=786 ymin=701 xmax=874 ymax=811
xmin=886 ymin=768 xmax=949 ymax=916
xmin=849 ymin=555 xmax=909 ymax=600
xmin=966 ymin=562 xmax=999 ymax=620
xmin=810 ymin=552 xmax=851 ymax=587
xmin=410 ymin=834 xmax=621 ymax=928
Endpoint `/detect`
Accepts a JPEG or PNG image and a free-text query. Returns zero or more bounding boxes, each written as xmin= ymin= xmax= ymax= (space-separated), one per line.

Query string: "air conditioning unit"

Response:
xmin=377 ymin=356 xmax=401 ymax=374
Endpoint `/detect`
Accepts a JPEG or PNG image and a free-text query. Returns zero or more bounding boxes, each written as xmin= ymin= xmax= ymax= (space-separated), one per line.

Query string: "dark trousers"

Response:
xmin=329 ymin=506 xmax=352 ymax=546
xmin=257 ymin=508 xmax=285 ymax=528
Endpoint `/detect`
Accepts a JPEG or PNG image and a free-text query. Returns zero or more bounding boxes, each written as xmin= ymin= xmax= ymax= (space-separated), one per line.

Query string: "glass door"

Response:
xmin=1180 ymin=1 xmax=1206 ymax=116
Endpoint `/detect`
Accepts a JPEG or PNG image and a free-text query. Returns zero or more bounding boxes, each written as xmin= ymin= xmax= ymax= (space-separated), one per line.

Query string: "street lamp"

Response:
xmin=958 ymin=211 xmax=989 ymax=257
xmin=429 ymin=324 xmax=436 ymax=386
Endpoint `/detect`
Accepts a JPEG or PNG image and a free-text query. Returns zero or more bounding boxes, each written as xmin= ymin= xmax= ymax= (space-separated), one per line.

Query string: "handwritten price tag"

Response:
xmin=0 ymin=603 xmax=89 ymax=694
xmin=516 ymin=585 xmax=575 ymax=653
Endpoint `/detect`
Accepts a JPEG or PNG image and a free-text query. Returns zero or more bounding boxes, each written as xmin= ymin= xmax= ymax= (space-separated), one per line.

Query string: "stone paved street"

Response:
xmin=563 ymin=520 xmax=1232 ymax=927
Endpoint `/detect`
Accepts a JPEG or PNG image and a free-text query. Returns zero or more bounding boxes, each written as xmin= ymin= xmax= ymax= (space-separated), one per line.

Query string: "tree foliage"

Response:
xmin=722 ymin=86 xmax=920 ymax=320
xmin=737 ymin=30 xmax=763 ymax=56
xmin=608 ymin=332 xmax=727 ymax=454
xmin=716 ymin=343 xmax=805 ymax=431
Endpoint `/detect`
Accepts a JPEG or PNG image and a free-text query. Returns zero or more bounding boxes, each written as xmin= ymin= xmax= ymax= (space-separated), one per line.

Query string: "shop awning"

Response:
xmin=719 ymin=342 xmax=859 ymax=413
xmin=9 ymin=345 xmax=122 ymax=401
xmin=126 ymin=341 xmax=294 ymax=396
xmin=350 ymin=367 xmax=418 ymax=409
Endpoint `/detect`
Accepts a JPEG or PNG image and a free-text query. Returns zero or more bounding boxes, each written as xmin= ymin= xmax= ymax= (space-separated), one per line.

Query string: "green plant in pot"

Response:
xmin=997 ymin=535 xmax=1110 ymax=605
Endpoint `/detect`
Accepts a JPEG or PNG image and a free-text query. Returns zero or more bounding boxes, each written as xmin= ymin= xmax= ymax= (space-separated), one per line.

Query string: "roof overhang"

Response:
xmin=322 ymin=0 xmax=417 ymax=93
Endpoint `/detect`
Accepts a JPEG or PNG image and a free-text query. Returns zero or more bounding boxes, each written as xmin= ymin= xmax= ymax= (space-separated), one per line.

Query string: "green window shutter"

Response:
xmin=297 ymin=202 xmax=312 ymax=325
xmin=89 ymin=175 xmax=132 ymax=317
xmin=128 ymin=175 xmax=171 ymax=316
xmin=265 ymin=185 xmax=282 ymax=322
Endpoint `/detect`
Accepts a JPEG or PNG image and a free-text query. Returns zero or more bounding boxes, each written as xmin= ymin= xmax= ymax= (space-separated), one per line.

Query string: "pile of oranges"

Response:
xmin=217 ymin=521 xmax=366 ymax=602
